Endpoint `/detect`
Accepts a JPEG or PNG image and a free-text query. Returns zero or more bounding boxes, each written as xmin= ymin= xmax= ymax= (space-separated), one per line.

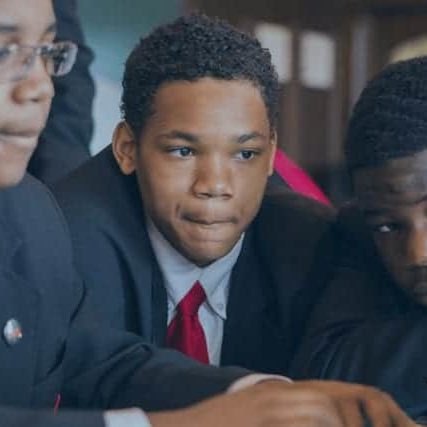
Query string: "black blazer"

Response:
xmin=0 ymin=175 xmax=248 ymax=427
xmin=53 ymin=146 xmax=337 ymax=376
xmin=291 ymin=203 xmax=427 ymax=418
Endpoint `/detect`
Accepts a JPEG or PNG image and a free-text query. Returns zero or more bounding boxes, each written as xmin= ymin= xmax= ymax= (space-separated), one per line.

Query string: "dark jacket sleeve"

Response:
xmin=0 ymin=407 xmax=103 ymax=427
xmin=291 ymin=205 xmax=427 ymax=419
xmin=61 ymin=271 xmax=250 ymax=411
xmin=28 ymin=0 xmax=93 ymax=184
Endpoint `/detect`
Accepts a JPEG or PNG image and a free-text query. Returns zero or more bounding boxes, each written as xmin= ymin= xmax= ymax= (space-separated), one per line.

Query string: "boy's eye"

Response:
xmin=0 ymin=45 xmax=13 ymax=64
xmin=376 ymin=224 xmax=392 ymax=233
xmin=235 ymin=150 xmax=256 ymax=160
xmin=371 ymin=223 xmax=399 ymax=234
xmin=169 ymin=147 xmax=194 ymax=157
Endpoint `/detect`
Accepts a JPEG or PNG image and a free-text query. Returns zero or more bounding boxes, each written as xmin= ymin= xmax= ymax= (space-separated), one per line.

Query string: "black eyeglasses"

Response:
xmin=0 ymin=41 xmax=77 ymax=83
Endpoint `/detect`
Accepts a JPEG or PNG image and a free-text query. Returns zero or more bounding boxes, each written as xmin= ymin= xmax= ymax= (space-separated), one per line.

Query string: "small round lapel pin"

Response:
xmin=3 ymin=318 xmax=23 ymax=346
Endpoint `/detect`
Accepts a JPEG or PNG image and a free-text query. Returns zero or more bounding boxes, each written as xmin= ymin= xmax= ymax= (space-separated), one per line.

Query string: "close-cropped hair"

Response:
xmin=121 ymin=13 xmax=280 ymax=138
xmin=345 ymin=56 xmax=427 ymax=171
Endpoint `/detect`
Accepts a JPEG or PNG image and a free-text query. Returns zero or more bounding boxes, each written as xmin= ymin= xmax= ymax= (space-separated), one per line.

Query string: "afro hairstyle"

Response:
xmin=346 ymin=56 xmax=427 ymax=171
xmin=121 ymin=13 xmax=280 ymax=138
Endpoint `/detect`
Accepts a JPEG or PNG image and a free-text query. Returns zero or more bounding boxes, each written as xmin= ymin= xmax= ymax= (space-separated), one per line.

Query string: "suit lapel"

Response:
xmin=131 ymin=222 xmax=167 ymax=346
xmin=113 ymin=172 xmax=157 ymax=341
xmin=220 ymin=230 xmax=288 ymax=374
xmin=150 ymin=258 xmax=168 ymax=346
xmin=111 ymin=163 xmax=168 ymax=345
xmin=125 ymin=218 xmax=160 ymax=341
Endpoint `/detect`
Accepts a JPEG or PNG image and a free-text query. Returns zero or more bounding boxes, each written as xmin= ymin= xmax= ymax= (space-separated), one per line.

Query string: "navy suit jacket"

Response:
xmin=291 ymin=203 xmax=427 ymax=418
xmin=53 ymin=146 xmax=337 ymax=376
xmin=0 ymin=174 xmax=248 ymax=427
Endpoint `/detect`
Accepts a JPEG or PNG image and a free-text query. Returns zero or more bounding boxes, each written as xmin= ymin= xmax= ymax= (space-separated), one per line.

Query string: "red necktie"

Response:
xmin=166 ymin=280 xmax=209 ymax=364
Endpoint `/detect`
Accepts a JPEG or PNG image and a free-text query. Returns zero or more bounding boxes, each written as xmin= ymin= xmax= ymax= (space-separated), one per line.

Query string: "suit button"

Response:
xmin=3 ymin=318 xmax=23 ymax=346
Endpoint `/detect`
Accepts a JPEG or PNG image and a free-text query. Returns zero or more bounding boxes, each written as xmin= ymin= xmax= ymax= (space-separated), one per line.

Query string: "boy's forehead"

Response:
xmin=0 ymin=0 xmax=55 ymax=37
xmin=353 ymin=149 xmax=427 ymax=206
xmin=150 ymin=78 xmax=268 ymax=124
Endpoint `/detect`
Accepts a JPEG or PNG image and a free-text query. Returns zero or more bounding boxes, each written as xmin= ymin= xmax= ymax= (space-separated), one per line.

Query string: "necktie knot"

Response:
xmin=177 ymin=281 xmax=206 ymax=316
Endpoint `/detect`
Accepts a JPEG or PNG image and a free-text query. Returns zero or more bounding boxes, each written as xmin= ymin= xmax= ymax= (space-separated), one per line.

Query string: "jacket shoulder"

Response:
xmin=259 ymin=186 xmax=336 ymax=229
xmin=0 ymin=174 xmax=69 ymax=235
xmin=252 ymin=188 xmax=336 ymax=265
xmin=52 ymin=146 xmax=140 ymax=223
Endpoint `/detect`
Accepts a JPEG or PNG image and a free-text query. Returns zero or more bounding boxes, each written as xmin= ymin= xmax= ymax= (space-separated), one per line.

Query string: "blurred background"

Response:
xmin=78 ymin=0 xmax=427 ymax=203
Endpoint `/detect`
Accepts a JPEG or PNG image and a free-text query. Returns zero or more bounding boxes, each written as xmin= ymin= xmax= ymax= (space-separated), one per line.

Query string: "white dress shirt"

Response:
xmin=104 ymin=408 xmax=151 ymax=427
xmin=103 ymin=218 xmax=290 ymax=426
xmin=146 ymin=216 xmax=244 ymax=365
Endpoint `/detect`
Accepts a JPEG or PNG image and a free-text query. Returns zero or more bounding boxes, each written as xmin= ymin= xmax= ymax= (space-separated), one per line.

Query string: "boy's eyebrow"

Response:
xmin=0 ymin=21 xmax=56 ymax=36
xmin=45 ymin=22 xmax=57 ymax=35
xmin=411 ymin=193 xmax=427 ymax=206
xmin=362 ymin=193 xmax=427 ymax=216
xmin=159 ymin=131 xmax=200 ymax=143
xmin=363 ymin=208 xmax=392 ymax=217
xmin=159 ymin=130 xmax=267 ymax=144
xmin=0 ymin=23 xmax=19 ymax=34
xmin=236 ymin=132 xmax=266 ymax=144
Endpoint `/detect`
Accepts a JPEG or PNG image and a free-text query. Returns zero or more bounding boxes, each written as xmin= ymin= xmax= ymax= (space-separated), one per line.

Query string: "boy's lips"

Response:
xmin=0 ymin=128 xmax=42 ymax=138
xmin=182 ymin=214 xmax=238 ymax=225
xmin=0 ymin=128 xmax=41 ymax=145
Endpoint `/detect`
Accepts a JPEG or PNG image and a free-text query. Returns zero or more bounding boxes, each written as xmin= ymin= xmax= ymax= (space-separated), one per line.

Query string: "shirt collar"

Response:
xmin=146 ymin=216 xmax=244 ymax=319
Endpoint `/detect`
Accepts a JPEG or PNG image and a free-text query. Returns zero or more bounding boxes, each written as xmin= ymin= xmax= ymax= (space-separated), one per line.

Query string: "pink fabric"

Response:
xmin=166 ymin=281 xmax=209 ymax=364
xmin=273 ymin=149 xmax=330 ymax=206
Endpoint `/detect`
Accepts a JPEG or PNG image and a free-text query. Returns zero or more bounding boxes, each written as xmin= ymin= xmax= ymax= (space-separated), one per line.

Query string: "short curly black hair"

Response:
xmin=121 ymin=13 xmax=279 ymax=138
xmin=346 ymin=56 xmax=427 ymax=172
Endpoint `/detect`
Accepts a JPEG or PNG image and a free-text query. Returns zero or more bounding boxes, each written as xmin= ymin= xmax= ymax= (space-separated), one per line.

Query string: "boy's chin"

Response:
xmin=0 ymin=165 xmax=27 ymax=189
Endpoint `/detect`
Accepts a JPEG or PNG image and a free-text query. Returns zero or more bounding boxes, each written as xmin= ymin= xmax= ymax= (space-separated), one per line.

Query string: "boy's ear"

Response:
xmin=268 ymin=131 xmax=277 ymax=176
xmin=112 ymin=121 xmax=138 ymax=175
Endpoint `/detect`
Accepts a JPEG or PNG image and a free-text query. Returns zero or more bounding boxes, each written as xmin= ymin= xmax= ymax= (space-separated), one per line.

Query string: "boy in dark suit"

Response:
xmin=53 ymin=13 xmax=337 ymax=374
xmin=0 ymin=1 xmax=412 ymax=427
xmin=293 ymin=57 xmax=427 ymax=420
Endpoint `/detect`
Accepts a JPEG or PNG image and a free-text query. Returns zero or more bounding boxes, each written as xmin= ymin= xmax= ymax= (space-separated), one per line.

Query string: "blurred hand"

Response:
xmin=289 ymin=380 xmax=414 ymax=427
xmin=147 ymin=379 xmax=415 ymax=427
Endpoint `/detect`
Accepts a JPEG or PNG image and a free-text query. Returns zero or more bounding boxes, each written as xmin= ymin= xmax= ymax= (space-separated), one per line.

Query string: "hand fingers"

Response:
xmin=334 ymin=399 xmax=364 ymax=427
xmin=271 ymin=392 xmax=343 ymax=427
xmin=382 ymin=392 xmax=416 ymax=427
xmin=359 ymin=391 xmax=413 ymax=427
xmin=359 ymin=393 xmax=390 ymax=427
xmin=243 ymin=385 xmax=343 ymax=427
